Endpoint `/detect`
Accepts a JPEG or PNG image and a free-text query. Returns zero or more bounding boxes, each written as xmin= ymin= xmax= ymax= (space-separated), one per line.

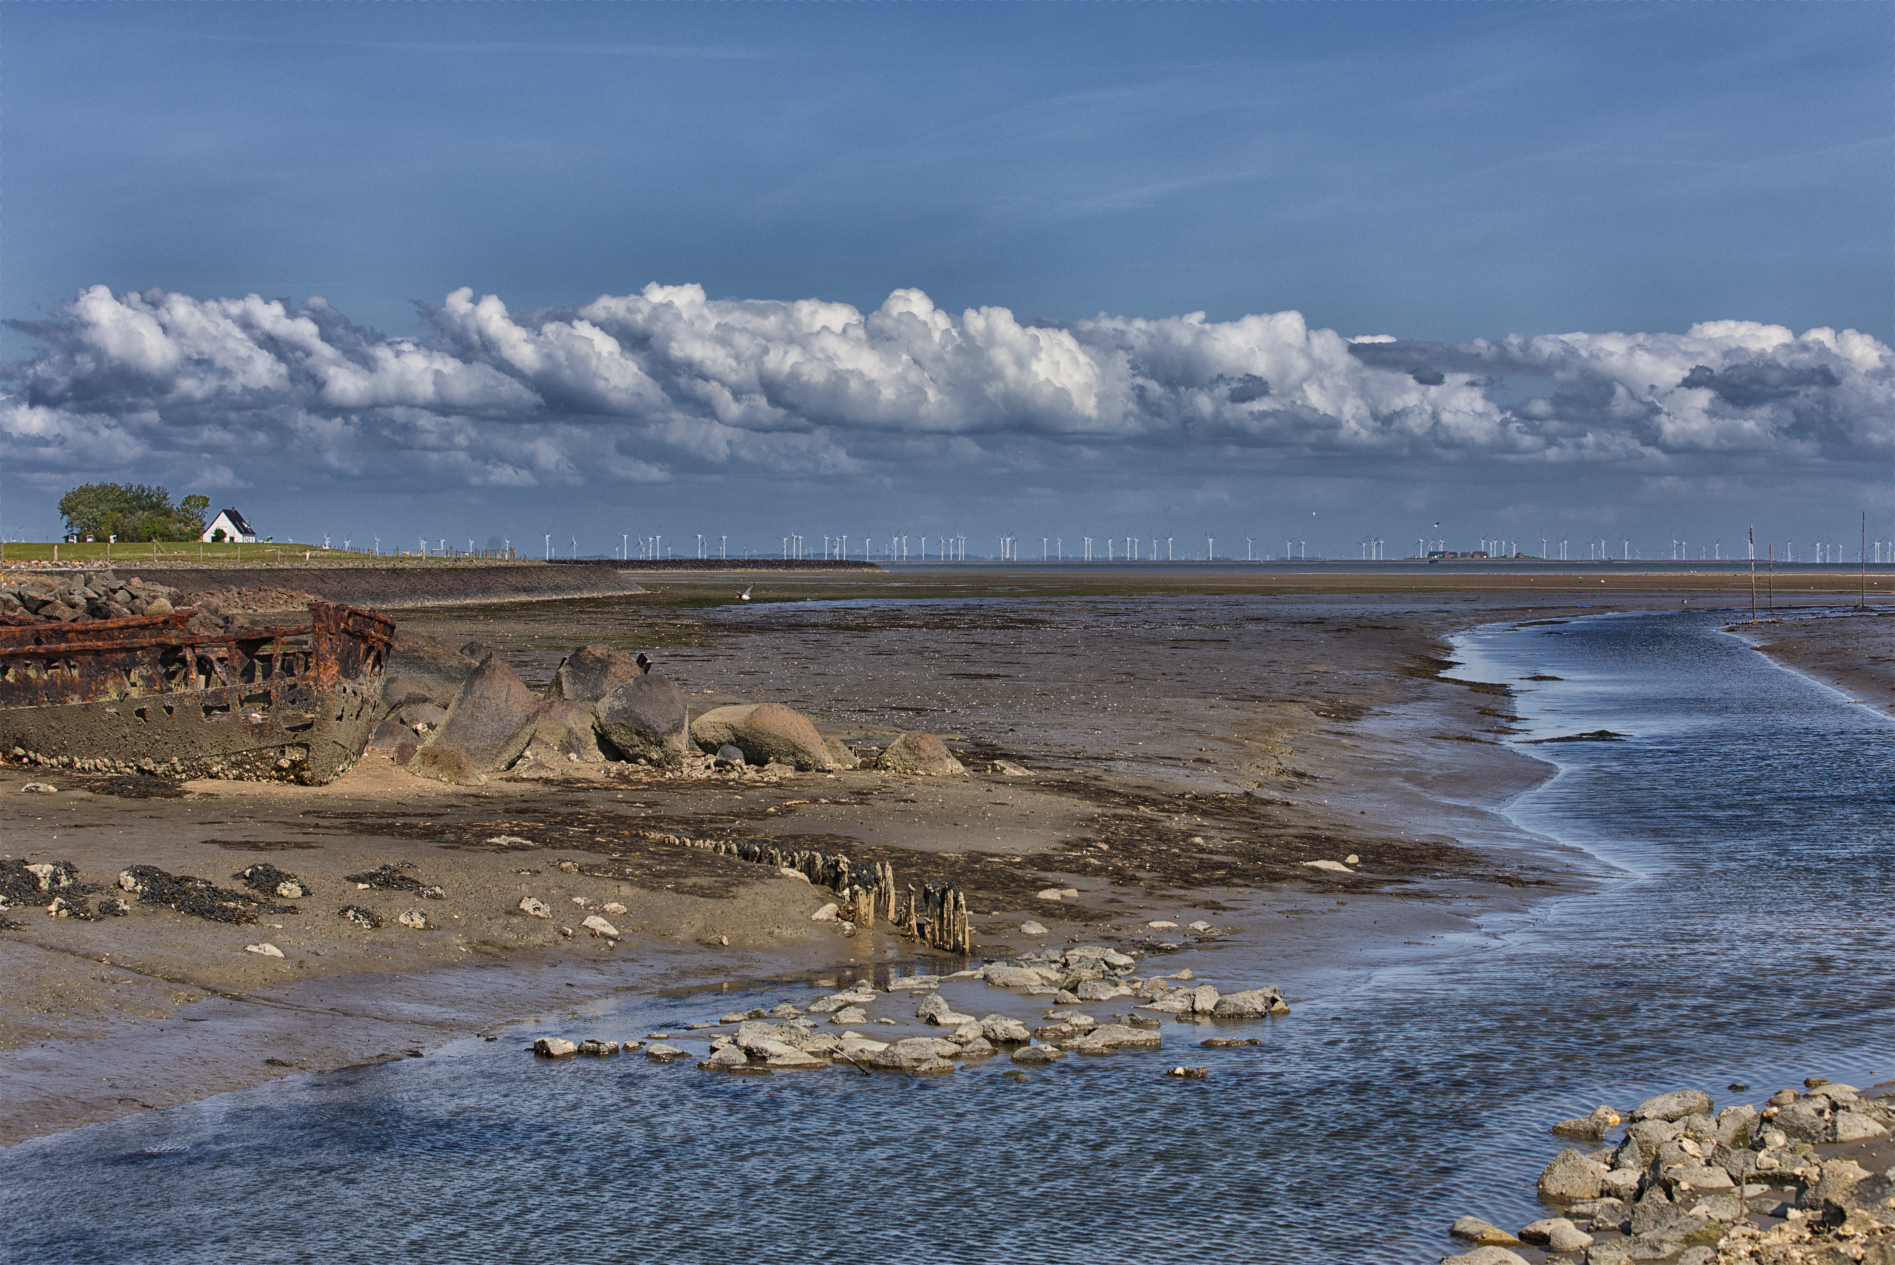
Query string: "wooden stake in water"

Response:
xmin=1749 ymin=527 xmax=1757 ymax=622
xmin=1862 ymin=511 xmax=1869 ymax=610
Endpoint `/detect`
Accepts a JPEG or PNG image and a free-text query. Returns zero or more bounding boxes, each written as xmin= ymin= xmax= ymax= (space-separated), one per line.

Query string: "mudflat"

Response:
xmin=1 ymin=566 xmax=1885 ymax=1146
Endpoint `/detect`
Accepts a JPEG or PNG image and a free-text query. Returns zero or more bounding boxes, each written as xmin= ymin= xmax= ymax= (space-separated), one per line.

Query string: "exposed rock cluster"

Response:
xmin=1446 ymin=1078 xmax=1895 ymax=1265
xmin=378 ymin=633 xmax=966 ymax=786
xmin=525 ymin=945 xmax=1288 ymax=1079
xmin=0 ymin=569 xmax=318 ymax=635
xmin=1 ymin=571 xmax=183 ymax=623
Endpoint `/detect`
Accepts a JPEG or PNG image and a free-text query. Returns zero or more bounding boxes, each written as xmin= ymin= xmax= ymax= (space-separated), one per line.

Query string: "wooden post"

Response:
xmin=1748 ymin=527 xmax=1756 ymax=622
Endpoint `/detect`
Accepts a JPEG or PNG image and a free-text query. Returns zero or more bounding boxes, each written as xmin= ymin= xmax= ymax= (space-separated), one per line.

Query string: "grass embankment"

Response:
xmin=0 ymin=542 xmax=526 ymax=568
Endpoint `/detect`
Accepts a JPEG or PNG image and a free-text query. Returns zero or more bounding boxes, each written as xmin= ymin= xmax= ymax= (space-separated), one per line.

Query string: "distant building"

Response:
xmin=202 ymin=508 xmax=258 ymax=544
xmin=1427 ymin=550 xmax=1489 ymax=560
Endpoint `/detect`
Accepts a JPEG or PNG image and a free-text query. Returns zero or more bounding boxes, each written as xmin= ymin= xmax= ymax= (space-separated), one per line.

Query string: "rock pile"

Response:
xmin=0 ymin=571 xmax=184 ymax=623
xmin=1445 ymin=1078 xmax=1895 ymax=1265
xmin=384 ymin=633 xmax=964 ymax=789
xmin=525 ymin=947 xmax=1289 ymax=1081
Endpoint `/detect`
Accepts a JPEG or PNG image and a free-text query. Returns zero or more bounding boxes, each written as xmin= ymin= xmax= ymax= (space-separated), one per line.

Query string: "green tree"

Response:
xmin=177 ymin=495 xmax=210 ymax=535
xmin=57 ymin=483 xmax=199 ymax=540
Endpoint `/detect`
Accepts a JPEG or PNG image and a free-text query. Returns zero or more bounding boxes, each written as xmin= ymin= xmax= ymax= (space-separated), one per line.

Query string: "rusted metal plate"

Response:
xmin=0 ymin=601 xmax=394 ymax=709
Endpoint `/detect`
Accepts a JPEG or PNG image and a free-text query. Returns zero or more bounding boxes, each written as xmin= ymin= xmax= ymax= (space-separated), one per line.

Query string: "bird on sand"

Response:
xmin=737 ymin=586 xmax=754 ymax=601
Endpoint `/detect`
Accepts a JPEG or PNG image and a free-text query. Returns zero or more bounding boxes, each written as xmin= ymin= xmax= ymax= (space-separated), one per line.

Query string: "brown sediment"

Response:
xmin=3 ymin=569 xmax=1841 ymax=1149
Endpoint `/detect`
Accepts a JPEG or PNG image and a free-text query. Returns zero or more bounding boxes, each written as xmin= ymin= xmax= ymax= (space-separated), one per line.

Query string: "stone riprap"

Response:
xmin=1448 ymin=1079 xmax=1895 ymax=1264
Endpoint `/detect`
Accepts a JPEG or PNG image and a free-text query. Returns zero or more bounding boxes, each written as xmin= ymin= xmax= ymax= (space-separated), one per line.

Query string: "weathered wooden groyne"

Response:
xmin=657 ymin=832 xmax=967 ymax=951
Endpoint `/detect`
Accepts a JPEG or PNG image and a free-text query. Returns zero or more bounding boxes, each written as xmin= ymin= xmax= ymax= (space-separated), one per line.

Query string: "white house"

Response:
xmin=202 ymin=508 xmax=258 ymax=544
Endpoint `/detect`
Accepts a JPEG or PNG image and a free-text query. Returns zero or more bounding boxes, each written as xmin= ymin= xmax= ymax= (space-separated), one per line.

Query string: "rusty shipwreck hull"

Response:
xmin=0 ymin=602 xmax=395 ymax=785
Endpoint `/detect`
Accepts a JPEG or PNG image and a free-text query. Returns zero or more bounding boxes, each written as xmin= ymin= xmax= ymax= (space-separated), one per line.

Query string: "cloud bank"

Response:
xmin=4 ymin=283 xmax=1888 ymax=505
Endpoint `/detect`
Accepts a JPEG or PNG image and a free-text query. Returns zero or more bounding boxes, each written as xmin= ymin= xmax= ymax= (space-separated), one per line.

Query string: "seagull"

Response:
xmin=737 ymin=586 xmax=754 ymax=601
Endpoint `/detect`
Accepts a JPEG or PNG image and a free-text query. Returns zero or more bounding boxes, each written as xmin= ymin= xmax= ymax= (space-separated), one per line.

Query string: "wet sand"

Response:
xmin=1 ymin=569 xmax=1884 ymax=1147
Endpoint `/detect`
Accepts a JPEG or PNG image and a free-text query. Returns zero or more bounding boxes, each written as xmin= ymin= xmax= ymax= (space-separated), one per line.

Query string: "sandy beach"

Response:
xmin=3 ymin=566 xmax=1888 ymax=1149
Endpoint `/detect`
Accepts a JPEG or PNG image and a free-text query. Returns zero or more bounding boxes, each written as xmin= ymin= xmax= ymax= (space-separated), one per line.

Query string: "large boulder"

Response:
xmin=1212 ymin=986 xmax=1289 ymax=1017
xmin=427 ymin=655 xmax=541 ymax=772
xmin=878 ymin=732 xmax=965 ymax=776
xmin=1633 ymin=1090 xmax=1714 ymax=1122
xmin=691 ymin=702 xmax=834 ymax=771
xmin=1537 ymin=1148 xmax=1609 ymax=1202
xmin=409 ymin=745 xmax=485 ymax=786
xmin=384 ymin=630 xmax=482 ymax=707
xmin=597 ymin=673 xmax=689 ymax=765
xmin=368 ymin=720 xmax=418 ymax=749
xmin=545 ymin=645 xmax=645 ymax=704
xmin=529 ymin=700 xmax=606 ymax=763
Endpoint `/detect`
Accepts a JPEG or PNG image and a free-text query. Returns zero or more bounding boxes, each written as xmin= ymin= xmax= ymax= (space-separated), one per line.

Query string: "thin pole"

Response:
xmin=1862 ymin=510 xmax=1869 ymax=610
xmin=1748 ymin=527 xmax=1756 ymax=622
xmin=1768 ymin=544 xmax=1774 ymax=611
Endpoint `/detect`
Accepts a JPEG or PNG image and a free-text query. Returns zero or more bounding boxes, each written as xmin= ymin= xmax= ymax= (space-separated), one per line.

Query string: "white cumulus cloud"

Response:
xmin=4 ymin=283 xmax=1888 ymax=500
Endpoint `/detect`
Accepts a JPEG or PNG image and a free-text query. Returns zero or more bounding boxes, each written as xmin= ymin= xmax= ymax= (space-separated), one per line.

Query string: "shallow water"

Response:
xmin=3 ymin=609 xmax=1889 ymax=1263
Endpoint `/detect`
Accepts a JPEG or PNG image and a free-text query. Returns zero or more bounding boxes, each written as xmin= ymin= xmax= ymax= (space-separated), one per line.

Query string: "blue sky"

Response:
xmin=1 ymin=2 xmax=1889 ymax=558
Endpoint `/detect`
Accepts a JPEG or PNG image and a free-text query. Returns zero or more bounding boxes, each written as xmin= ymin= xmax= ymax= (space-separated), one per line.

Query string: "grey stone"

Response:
xmin=1061 ymin=1023 xmax=1161 ymax=1053
xmin=1600 ymin=1168 xmax=1643 ymax=1200
xmin=1211 ymin=986 xmax=1287 ymax=1018
xmin=382 ymin=675 xmax=436 ymax=708
xmin=385 ymin=630 xmax=482 ymax=707
xmin=691 ymin=703 xmax=835 ymax=771
xmin=534 ymin=1037 xmax=577 ymax=1058
xmin=915 ymin=994 xmax=976 ymax=1026
xmin=1074 ymin=979 xmax=1131 ymax=1002
xmin=1554 ymin=1106 xmax=1625 ymax=1140
xmin=866 ymin=1037 xmax=957 ymax=1070
xmin=1521 ymin=1218 xmax=1594 ymax=1252
xmin=1451 ymin=1217 xmax=1522 ymax=1246
xmin=1633 ymin=1089 xmax=1714 ymax=1122
xmin=830 ymin=1006 xmax=868 ymax=1025
xmin=1825 ymin=1170 xmax=1895 ymax=1228
xmin=698 ymin=1044 xmax=750 ymax=1069
xmin=1664 ymin=1165 xmax=1733 ymax=1194
xmin=1834 ymin=1110 xmax=1890 ymax=1142
xmin=430 ymin=655 xmax=541 ymax=772
xmin=1011 ymin=1045 xmax=1064 ymax=1065
xmin=716 ymin=745 xmax=745 ymax=765
xmin=1440 ymin=1249 xmax=1530 ymax=1265
xmin=528 ymin=700 xmax=607 ymax=763
xmin=397 ymin=700 xmax=448 ymax=731
xmin=545 ymin=645 xmax=644 ymax=705
xmin=1682 ymin=1192 xmax=1745 ymax=1223
xmin=369 ymin=720 xmax=419 ymax=749
xmin=645 ymin=1042 xmax=689 ymax=1061
xmin=597 ymin=673 xmax=689 ymax=765
xmin=983 ymin=965 xmax=1045 ymax=989
xmin=1771 ymin=1101 xmax=1831 ymax=1145
xmin=1627 ymin=1190 xmax=1679 ymax=1238
xmin=878 ymin=731 xmax=966 ymax=776
xmin=409 ymin=745 xmax=486 ymax=786
xmin=824 ymin=738 xmax=860 ymax=770
xmin=980 ymin=1015 xmax=1032 ymax=1044
xmin=1539 ymin=1148 xmax=1611 ymax=1201
xmin=1018 ymin=921 xmax=1049 ymax=936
